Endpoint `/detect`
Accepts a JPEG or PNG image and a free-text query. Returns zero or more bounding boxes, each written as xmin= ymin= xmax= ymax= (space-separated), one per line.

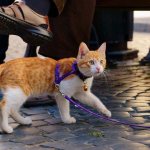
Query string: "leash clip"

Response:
xmin=55 ymin=83 xmax=60 ymax=90
xmin=55 ymin=83 xmax=65 ymax=96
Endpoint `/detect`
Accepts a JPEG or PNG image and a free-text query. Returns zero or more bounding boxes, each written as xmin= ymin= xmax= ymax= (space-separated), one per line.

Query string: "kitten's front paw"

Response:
xmin=63 ymin=117 xmax=76 ymax=124
xmin=102 ymin=109 xmax=112 ymax=118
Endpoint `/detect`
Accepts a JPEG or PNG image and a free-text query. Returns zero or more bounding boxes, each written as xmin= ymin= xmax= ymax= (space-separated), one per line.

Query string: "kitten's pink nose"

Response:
xmin=96 ymin=67 xmax=100 ymax=73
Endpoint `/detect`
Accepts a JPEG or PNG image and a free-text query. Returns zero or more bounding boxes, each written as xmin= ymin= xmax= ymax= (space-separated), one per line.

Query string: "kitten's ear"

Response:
xmin=77 ymin=42 xmax=89 ymax=59
xmin=98 ymin=42 xmax=106 ymax=54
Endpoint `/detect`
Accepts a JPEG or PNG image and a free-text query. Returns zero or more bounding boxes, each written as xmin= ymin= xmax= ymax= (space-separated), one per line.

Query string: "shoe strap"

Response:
xmin=0 ymin=6 xmax=15 ymax=17
xmin=8 ymin=6 xmax=16 ymax=17
xmin=13 ymin=2 xmax=25 ymax=20
xmin=1 ymin=7 xmax=5 ymax=13
xmin=1 ymin=2 xmax=25 ymax=20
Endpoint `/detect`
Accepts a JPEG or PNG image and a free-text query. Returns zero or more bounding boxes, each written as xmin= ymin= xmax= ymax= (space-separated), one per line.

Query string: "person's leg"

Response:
xmin=23 ymin=0 xmax=51 ymax=56
xmin=39 ymin=0 xmax=96 ymax=58
xmin=0 ymin=0 xmax=14 ymax=6
xmin=0 ymin=34 xmax=9 ymax=64
xmin=24 ymin=0 xmax=50 ymax=15
xmin=0 ymin=0 xmax=53 ymax=46
xmin=0 ymin=1 xmax=13 ymax=64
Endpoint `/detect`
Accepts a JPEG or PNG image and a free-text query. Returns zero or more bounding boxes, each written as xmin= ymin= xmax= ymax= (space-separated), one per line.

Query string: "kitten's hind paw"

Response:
xmin=63 ymin=117 xmax=76 ymax=124
xmin=2 ymin=126 xmax=13 ymax=134
xmin=23 ymin=117 xmax=32 ymax=125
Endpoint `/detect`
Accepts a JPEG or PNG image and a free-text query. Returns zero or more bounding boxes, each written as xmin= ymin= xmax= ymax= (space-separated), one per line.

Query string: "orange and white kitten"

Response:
xmin=0 ymin=42 xmax=111 ymax=134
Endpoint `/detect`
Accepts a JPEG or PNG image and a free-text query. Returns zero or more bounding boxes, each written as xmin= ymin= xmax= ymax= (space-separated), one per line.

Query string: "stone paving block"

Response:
xmin=108 ymin=117 xmax=146 ymax=126
xmin=102 ymin=130 xmax=132 ymax=139
xmin=117 ymin=92 xmax=138 ymax=97
xmin=125 ymin=102 xmax=149 ymax=107
xmin=45 ymin=131 xmax=76 ymax=141
xmin=133 ymin=130 xmax=150 ymax=135
xmin=22 ymin=109 xmax=47 ymax=115
xmin=110 ymin=96 xmax=135 ymax=101
xmin=63 ymin=122 xmax=93 ymax=132
xmin=130 ymin=87 xmax=150 ymax=91
xmin=0 ymin=134 xmax=15 ymax=142
xmin=136 ymin=107 xmax=150 ymax=112
xmin=109 ymin=100 xmax=127 ymax=104
xmin=112 ymin=112 xmax=131 ymax=118
xmin=139 ymin=93 xmax=150 ymax=97
xmin=31 ymin=114 xmax=50 ymax=121
xmin=84 ymin=146 xmax=113 ymax=150
xmin=89 ymin=137 xmax=128 ymax=147
xmin=136 ymin=97 xmax=150 ymax=101
xmin=138 ymin=123 xmax=150 ymax=127
xmin=27 ymin=146 xmax=55 ymax=150
xmin=10 ymin=135 xmax=48 ymax=145
xmin=32 ymin=121 xmax=48 ymax=127
xmin=125 ymin=89 xmax=146 ymax=93
xmin=112 ymin=140 xmax=150 ymax=150
xmin=40 ymin=141 xmax=92 ymax=150
xmin=110 ymin=107 xmax=134 ymax=112
xmin=124 ymin=133 xmax=150 ymax=144
xmin=0 ymin=142 xmax=27 ymax=150
xmin=120 ymin=117 xmax=146 ymax=124
xmin=44 ymin=118 xmax=62 ymax=125
xmin=140 ymin=140 xmax=150 ymax=146
xmin=131 ymin=113 xmax=150 ymax=117
xmin=127 ymin=99 xmax=150 ymax=103
xmin=65 ymin=135 xmax=102 ymax=146
xmin=14 ymin=126 xmax=40 ymax=136
xmin=38 ymin=125 xmax=67 ymax=133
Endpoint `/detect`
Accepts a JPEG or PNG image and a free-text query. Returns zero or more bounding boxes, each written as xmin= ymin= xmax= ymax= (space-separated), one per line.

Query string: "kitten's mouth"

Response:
xmin=94 ymin=71 xmax=102 ymax=76
xmin=93 ymin=73 xmax=100 ymax=77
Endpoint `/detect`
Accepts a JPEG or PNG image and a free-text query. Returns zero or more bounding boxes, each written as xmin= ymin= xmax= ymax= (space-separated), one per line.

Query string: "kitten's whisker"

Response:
xmin=101 ymin=72 xmax=108 ymax=84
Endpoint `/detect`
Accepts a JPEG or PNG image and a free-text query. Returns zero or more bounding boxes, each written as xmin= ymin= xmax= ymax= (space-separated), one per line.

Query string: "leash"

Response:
xmin=55 ymin=62 xmax=150 ymax=129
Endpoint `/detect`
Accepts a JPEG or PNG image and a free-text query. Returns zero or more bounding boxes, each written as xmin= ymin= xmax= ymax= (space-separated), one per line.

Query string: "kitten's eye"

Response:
xmin=89 ymin=60 xmax=95 ymax=65
xmin=100 ymin=60 xmax=103 ymax=64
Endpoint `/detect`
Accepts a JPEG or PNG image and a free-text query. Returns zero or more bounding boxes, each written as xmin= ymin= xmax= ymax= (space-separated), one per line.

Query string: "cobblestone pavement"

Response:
xmin=1 ymin=66 xmax=150 ymax=150
xmin=1 ymin=32 xmax=150 ymax=149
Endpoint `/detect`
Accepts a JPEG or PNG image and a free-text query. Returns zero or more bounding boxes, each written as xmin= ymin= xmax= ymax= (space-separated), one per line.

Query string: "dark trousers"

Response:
xmin=0 ymin=35 xmax=8 ymax=63
xmin=0 ymin=0 xmax=14 ymax=6
xmin=0 ymin=0 xmax=14 ymax=62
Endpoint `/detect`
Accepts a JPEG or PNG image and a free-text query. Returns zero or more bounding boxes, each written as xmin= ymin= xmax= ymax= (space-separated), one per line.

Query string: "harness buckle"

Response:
xmin=55 ymin=83 xmax=60 ymax=90
xmin=55 ymin=83 xmax=65 ymax=96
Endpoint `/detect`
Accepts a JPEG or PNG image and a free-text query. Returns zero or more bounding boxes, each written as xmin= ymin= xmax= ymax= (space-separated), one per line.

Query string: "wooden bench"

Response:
xmin=96 ymin=0 xmax=150 ymax=9
xmin=93 ymin=0 xmax=150 ymax=61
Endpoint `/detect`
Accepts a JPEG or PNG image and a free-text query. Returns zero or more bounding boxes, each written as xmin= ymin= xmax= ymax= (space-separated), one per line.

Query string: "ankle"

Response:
xmin=24 ymin=0 xmax=50 ymax=16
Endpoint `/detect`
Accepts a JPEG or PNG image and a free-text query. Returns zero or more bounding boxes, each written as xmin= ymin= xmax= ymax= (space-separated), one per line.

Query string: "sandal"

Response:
xmin=0 ymin=1 xmax=52 ymax=46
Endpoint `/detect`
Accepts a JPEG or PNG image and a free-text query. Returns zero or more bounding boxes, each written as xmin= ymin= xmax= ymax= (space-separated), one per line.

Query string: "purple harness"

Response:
xmin=55 ymin=61 xmax=90 ymax=85
xmin=55 ymin=61 xmax=150 ymax=129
